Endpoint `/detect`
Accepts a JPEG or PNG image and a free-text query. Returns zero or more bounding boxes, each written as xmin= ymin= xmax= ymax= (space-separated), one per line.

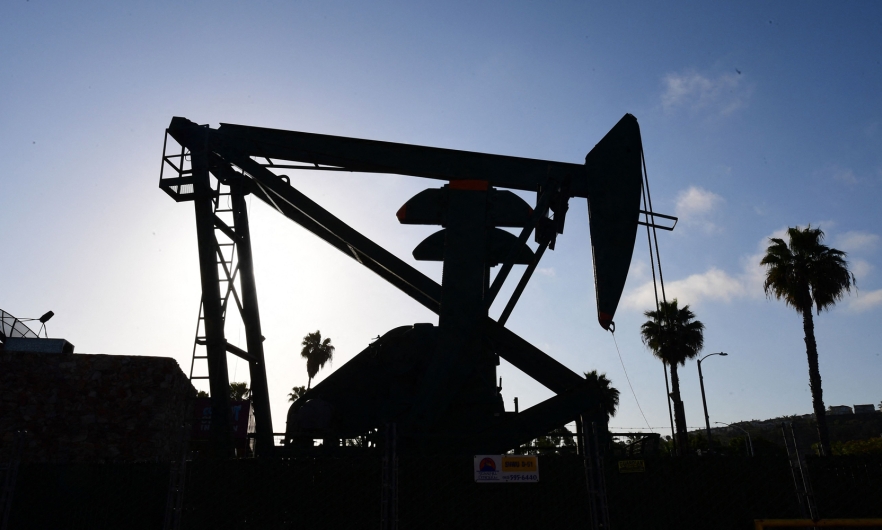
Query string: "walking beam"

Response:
xmin=212 ymin=120 xmax=589 ymax=197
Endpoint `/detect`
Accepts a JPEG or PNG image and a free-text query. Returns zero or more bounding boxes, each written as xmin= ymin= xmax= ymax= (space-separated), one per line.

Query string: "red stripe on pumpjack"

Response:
xmin=449 ymin=180 xmax=489 ymax=191
xmin=396 ymin=204 xmax=406 ymax=223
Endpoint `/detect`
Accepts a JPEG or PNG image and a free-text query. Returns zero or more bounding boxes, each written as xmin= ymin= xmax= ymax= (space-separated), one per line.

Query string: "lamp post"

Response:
xmin=716 ymin=422 xmax=753 ymax=456
xmin=697 ymin=352 xmax=727 ymax=450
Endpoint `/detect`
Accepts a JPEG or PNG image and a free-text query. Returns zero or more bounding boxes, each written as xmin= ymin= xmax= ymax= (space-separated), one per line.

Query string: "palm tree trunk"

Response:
xmin=802 ymin=304 xmax=831 ymax=456
xmin=307 ymin=377 xmax=312 ymax=390
xmin=669 ymin=363 xmax=689 ymax=455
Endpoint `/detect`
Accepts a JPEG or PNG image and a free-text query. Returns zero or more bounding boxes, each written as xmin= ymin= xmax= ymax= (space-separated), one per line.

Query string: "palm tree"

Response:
xmin=300 ymin=330 xmax=335 ymax=389
xmin=288 ymin=385 xmax=307 ymax=403
xmin=583 ymin=370 xmax=620 ymax=420
xmin=229 ymin=382 xmax=251 ymax=401
xmin=641 ymin=299 xmax=705 ymax=454
xmin=761 ymin=225 xmax=855 ymax=456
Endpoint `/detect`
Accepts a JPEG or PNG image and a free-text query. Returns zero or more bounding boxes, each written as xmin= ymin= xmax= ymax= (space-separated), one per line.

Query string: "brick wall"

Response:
xmin=0 ymin=351 xmax=194 ymax=462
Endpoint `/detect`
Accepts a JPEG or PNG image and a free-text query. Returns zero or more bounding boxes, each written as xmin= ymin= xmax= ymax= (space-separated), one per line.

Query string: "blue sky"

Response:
xmin=2 ymin=1 xmax=881 ymax=437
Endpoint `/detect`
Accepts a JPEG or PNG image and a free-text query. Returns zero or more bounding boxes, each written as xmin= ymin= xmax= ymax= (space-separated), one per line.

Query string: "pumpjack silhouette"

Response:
xmin=160 ymin=114 xmax=655 ymax=456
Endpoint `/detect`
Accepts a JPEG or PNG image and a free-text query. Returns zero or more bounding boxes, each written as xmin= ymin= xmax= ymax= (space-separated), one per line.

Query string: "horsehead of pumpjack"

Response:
xmin=161 ymin=113 xmax=645 ymax=456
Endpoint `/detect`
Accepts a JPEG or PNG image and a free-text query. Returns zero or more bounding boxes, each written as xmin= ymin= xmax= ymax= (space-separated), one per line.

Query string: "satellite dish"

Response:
xmin=0 ymin=309 xmax=40 ymax=342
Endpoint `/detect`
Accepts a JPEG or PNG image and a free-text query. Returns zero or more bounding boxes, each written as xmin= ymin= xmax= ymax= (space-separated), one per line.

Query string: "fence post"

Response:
xmin=576 ymin=417 xmax=585 ymax=456
xmin=163 ymin=423 xmax=191 ymax=530
xmin=591 ymin=422 xmax=612 ymax=529
xmin=581 ymin=417 xmax=612 ymax=530
xmin=381 ymin=423 xmax=398 ymax=530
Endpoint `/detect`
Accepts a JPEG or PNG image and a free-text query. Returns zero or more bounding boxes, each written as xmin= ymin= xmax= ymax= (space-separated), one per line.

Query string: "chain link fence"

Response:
xmin=6 ymin=461 xmax=169 ymax=529
xmin=2 ymin=448 xmax=881 ymax=529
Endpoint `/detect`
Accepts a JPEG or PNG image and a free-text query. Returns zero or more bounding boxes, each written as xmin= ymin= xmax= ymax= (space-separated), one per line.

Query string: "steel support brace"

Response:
xmin=468 ymin=383 xmax=596 ymax=453
xmin=484 ymin=187 xmax=553 ymax=309
xmin=191 ymin=145 xmax=235 ymax=458
xmin=231 ymin=182 xmax=275 ymax=457
xmin=497 ymin=241 xmax=549 ymax=326
xmin=209 ymin=147 xmax=442 ymax=313
xmin=484 ymin=318 xmax=584 ymax=394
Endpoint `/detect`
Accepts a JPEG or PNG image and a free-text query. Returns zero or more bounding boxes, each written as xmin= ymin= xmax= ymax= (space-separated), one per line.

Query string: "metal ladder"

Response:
xmin=188 ymin=179 xmax=241 ymax=384
xmin=782 ymin=422 xmax=818 ymax=521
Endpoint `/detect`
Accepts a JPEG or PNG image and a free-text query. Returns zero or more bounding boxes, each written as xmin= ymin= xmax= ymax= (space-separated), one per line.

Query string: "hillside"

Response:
xmin=690 ymin=410 xmax=882 ymax=456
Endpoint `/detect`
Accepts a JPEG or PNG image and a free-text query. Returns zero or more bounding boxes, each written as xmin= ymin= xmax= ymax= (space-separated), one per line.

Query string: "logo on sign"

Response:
xmin=478 ymin=458 xmax=497 ymax=472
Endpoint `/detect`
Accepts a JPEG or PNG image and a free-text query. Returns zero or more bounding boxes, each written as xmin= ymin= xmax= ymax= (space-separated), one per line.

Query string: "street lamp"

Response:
xmin=716 ymin=422 xmax=753 ymax=456
xmin=697 ymin=352 xmax=727 ymax=450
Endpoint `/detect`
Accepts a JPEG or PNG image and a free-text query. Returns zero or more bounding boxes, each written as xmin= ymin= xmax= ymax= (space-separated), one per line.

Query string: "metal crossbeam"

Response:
xmin=213 ymin=121 xmax=590 ymax=197
xmin=468 ymin=384 xmax=598 ymax=453
xmin=485 ymin=318 xmax=584 ymax=394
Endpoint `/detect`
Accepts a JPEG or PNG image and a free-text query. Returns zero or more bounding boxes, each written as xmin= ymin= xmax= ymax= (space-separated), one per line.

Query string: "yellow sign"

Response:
xmin=501 ymin=456 xmax=538 ymax=472
xmin=474 ymin=455 xmax=539 ymax=482
xmin=618 ymin=460 xmax=646 ymax=473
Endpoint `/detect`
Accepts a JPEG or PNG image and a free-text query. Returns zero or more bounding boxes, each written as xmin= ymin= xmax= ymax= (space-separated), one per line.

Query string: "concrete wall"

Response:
xmin=0 ymin=351 xmax=194 ymax=462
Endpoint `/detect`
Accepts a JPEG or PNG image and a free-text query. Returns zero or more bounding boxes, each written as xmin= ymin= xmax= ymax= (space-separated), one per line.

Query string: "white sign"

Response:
xmin=474 ymin=455 xmax=539 ymax=483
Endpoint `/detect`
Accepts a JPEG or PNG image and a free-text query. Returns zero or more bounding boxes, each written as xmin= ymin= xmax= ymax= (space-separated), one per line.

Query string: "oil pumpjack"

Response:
xmin=160 ymin=114 xmax=653 ymax=457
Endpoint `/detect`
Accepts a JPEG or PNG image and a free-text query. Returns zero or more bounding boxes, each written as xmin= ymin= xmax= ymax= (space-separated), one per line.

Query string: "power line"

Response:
xmin=611 ymin=331 xmax=653 ymax=432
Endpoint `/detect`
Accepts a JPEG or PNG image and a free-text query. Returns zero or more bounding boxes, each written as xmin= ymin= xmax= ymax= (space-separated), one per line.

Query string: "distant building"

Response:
xmin=827 ymin=405 xmax=853 ymax=415
xmin=853 ymin=404 xmax=876 ymax=415
xmin=1 ymin=350 xmax=194 ymax=462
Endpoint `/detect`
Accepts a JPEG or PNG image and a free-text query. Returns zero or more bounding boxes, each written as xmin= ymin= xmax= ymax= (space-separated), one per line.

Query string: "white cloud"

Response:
xmin=833 ymin=168 xmax=858 ymax=184
xmin=741 ymin=227 xmax=788 ymax=294
xmin=620 ymin=268 xmax=745 ymax=310
xmin=628 ymin=260 xmax=650 ymax=283
xmin=536 ymin=267 xmax=556 ymax=277
xmin=835 ymin=231 xmax=879 ymax=253
xmin=670 ymin=268 xmax=746 ymax=302
xmin=661 ymin=70 xmax=751 ymax=116
xmin=674 ymin=186 xmax=724 ymax=233
xmin=675 ymin=186 xmax=722 ymax=217
xmin=850 ymin=289 xmax=882 ymax=313
xmin=621 ymin=226 xmax=874 ymax=313
xmin=817 ymin=164 xmax=859 ymax=185
xmin=741 ymin=254 xmax=768 ymax=298
xmin=851 ymin=259 xmax=873 ymax=280
xmin=621 ymin=228 xmax=776 ymax=311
